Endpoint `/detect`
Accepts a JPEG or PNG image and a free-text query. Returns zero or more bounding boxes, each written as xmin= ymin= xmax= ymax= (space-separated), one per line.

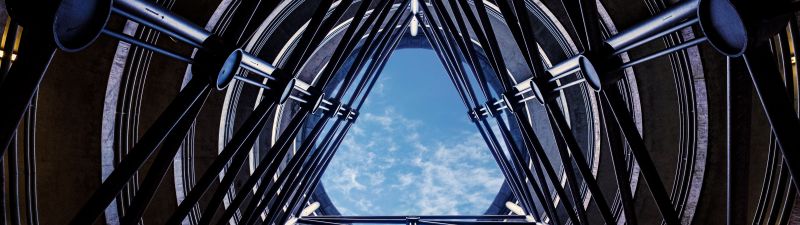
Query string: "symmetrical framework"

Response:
xmin=0 ymin=0 xmax=798 ymax=225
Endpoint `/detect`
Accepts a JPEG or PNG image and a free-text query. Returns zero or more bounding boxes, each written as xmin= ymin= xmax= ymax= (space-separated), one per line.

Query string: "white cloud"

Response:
xmin=329 ymin=167 xmax=366 ymax=194
xmin=321 ymin=106 xmax=504 ymax=215
xmin=396 ymin=173 xmax=414 ymax=187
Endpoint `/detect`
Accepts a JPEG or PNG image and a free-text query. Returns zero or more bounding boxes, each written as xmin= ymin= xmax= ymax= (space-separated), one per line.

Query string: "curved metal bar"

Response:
xmin=23 ymin=96 xmax=40 ymax=225
xmin=193 ymin=1 xmax=387 ymax=224
xmin=101 ymin=28 xmax=194 ymax=63
xmin=163 ymin=0 xmax=350 ymax=222
xmin=278 ymin=24 xmax=407 ymax=225
xmin=0 ymin=29 xmax=57 ymax=160
xmin=263 ymin=3 xmax=410 ymax=225
xmin=741 ymin=46 xmax=800 ymax=190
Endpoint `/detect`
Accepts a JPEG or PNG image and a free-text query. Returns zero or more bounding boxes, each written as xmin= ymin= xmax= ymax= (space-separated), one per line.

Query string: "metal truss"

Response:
xmin=0 ymin=0 xmax=799 ymax=225
xmin=297 ymin=215 xmax=534 ymax=225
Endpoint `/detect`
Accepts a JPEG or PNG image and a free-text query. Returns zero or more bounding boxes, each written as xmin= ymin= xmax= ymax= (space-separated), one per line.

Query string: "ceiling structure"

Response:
xmin=0 ymin=0 xmax=799 ymax=224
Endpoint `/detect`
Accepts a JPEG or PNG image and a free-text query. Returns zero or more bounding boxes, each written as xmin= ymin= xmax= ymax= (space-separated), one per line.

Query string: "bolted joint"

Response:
xmin=347 ymin=110 xmax=359 ymax=121
xmin=469 ymin=109 xmax=479 ymax=122
xmin=486 ymin=99 xmax=509 ymax=115
xmin=697 ymin=0 xmax=793 ymax=57
xmin=331 ymin=102 xmax=347 ymax=119
xmin=406 ymin=216 xmax=420 ymax=225
xmin=526 ymin=77 xmax=547 ymax=105
xmin=483 ymin=103 xmax=496 ymax=118
xmin=335 ymin=105 xmax=349 ymax=118
xmin=468 ymin=107 xmax=483 ymax=122
xmin=308 ymin=93 xmax=329 ymax=115
xmin=53 ymin=0 xmax=113 ymax=52
xmin=545 ymin=54 xmax=605 ymax=93
xmin=501 ymin=92 xmax=521 ymax=112
xmin=578 ymin=52 xmax=611 ymax=91
xmin=276 ymin=78 xmax=298 ymax=104
xmin=192 ymin=35 xmax=239 ymax=90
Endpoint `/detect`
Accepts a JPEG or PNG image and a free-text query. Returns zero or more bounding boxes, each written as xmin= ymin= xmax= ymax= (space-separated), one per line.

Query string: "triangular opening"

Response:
xmin=320 ymin=43 xmax=506 ymax=215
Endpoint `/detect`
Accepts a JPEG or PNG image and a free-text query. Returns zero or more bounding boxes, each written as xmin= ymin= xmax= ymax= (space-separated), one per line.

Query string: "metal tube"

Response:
xmin=552 ymin=78 xmax=586 ymax=92
xmin=242 ymin=118 xmax=346 ymax=225
xmin=289 ymin=95 xmax=308 ymax=104
xmin=276 ymin=123 xmax=353 ymax=225
xmin=304 ymin=215 xmax=527 ymax=220
xmin=164 ymin=99 xmax=279 ymax=225
xmin=493 ymin=115 xmax=563 ymax=225
xmin=546 ymin=56 xmax=582 ymax=82
xmin=612 ymin=18 xmax=699 ymax=55
xmin=417 ymin=11 xmax=475 ymax=110
xmin=517 ymin=95 xmax=538 ymax=104
xmin=163 ymin=0 xmax=348 ymax=222
xmin=515 ymin=87 xmax=532 ymax=97
xmin=603 ymin=109 xmax=639 ymax=225
xmin=110 ymin=8 xmax=203 ymax=49
xmin=113 ymin=0 xmax=211 ymax=46
xmin=297 ymin=219 xmax=348 ymax=225
xmin=119 ymin=88 xmax=210 ymax=225
xmin=429 ymin=0 xmax=484 ymax=109
xmin=445 ymin=0 xmax=495 ymax=99
xmin=240 ymin=51 xmax=277 ymax=79
xmin=616 ymin=37 xmax=707 ymax=70
xmin=600 ymin=88 xmax=681 ymax=224
xmin=202 ymin=1 xmax=388 ymax=223
xmin=605 ymin=0 xmax=699 ymax=51
xmin=493 ymin=99 xmax=504 ymax=105
xmin=279 ymin=24 xmax=406 ymax=224
xmin=294 ymin=85 xmax=312 ymax=96
xmin=233 ymin=75 xmax=270 ymax=90
xmin=102 ymin=29 xmax=193 ymax=63
xmin=461 ymin=0 xmax=579 ymax=221
xmin=424 ymin=2 xmax=538 ymax=213
xmin=195 ymin=112 xmax=310 ymax=225
xmin=544 ymin=101 xmax=616 ymax=224
xmin=69 ymin=79 xmax=212 ymax=225
xmin=214 ymin=112 xmax=333 ymax=225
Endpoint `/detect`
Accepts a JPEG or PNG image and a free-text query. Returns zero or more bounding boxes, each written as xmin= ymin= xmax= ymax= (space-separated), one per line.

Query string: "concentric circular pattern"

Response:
xmin=0 ymin=0 xmax=798 ymax=224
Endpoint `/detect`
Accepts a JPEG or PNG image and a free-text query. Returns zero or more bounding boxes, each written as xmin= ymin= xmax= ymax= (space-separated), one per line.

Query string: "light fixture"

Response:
xmin=505 ymin=201 xmax=536 ymax=223
xmin=410 ymin=0 xmax=419 ymax=37
xmin=284 ymin=202 xmax=321 ymax=225
xmin=300 ymin=201 xmax=321 ymax=217
xmin=410 ymin=17 xmax=419 ymax=37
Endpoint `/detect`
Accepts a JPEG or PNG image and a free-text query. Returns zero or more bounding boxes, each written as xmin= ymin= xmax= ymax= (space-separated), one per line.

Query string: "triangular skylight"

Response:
xmin=321 ymin=48 xmax=505 ymax=215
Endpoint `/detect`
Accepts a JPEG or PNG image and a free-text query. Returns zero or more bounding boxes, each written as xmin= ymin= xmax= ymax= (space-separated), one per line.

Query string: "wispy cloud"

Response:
xmin=321 ymin=106 xmax=504 ymax=215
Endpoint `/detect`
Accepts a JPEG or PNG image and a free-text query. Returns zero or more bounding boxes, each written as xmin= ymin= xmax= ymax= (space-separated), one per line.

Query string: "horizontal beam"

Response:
xmin=303 ymin=215 xmax=527 ymax=220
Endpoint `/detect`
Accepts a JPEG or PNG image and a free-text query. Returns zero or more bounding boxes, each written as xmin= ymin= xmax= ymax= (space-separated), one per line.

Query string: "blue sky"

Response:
xmin=320 ymin=48 xmax=505 ymax=216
